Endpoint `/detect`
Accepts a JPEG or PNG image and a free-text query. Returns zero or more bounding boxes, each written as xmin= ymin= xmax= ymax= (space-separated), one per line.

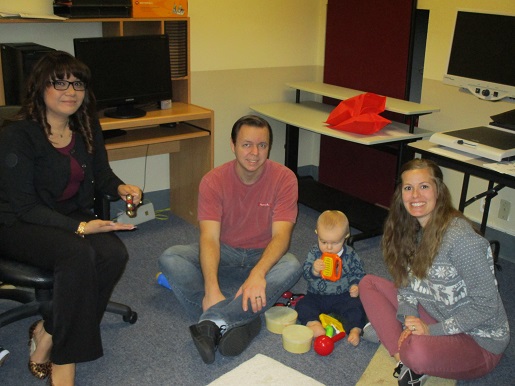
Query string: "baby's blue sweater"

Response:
xmin=303 ymin=244 xmax=365 ymax=295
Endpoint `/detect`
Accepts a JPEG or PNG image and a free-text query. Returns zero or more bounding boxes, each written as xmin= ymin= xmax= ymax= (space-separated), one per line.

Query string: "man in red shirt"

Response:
xmin=159 ymin=115 xmax=301 ymax=364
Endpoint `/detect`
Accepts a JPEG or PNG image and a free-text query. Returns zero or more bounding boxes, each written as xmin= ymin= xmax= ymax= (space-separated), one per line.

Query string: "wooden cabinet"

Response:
xmin=0 ymin=17 xmax=213 ymax=225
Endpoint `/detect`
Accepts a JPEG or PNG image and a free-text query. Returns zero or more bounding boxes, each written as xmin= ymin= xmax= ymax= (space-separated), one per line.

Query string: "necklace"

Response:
xmin=50 ymin=122 xmax=70 ymax=138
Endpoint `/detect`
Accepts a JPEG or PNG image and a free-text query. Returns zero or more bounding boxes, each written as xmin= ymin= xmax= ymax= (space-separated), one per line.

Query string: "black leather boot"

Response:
xmin=189 ymin=320 xmax=221 ymax=364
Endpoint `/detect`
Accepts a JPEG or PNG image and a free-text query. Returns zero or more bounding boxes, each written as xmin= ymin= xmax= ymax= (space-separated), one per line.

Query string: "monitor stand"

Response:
xmin=104 ymin=104 xmax=146 ymax=119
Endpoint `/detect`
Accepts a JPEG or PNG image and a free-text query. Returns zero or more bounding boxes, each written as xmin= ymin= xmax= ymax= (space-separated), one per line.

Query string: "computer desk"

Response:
xmin=250 ymin=81 xmax=439 ymax=244
xmin=409 ymin=140 xmax=515 ymax=234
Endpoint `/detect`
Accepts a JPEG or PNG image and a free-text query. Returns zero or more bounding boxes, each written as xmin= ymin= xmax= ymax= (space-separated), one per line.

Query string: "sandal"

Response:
xmin=28 ymin=320 xmax=51 ymax=379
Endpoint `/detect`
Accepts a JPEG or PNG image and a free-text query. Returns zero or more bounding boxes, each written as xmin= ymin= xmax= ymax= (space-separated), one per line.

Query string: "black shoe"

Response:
xmin=189 ymin=320 xmax=221 ymax=364
xmin=394 ymin=361 xmax=428 ymax=386
xmin=0 ymin=346 xmax=9 ymax=367
xmin=218 ymin=316 xmax=262 ymax=357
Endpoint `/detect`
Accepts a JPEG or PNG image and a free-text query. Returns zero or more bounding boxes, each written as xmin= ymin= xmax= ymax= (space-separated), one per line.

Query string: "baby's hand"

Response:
xmin=312 ymin=258 xmax=325 ymax=276
xmin=349 ymin=284 xmax=359 ymax=298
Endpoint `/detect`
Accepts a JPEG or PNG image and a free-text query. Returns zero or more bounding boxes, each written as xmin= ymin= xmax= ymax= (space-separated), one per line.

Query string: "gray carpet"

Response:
xmin=0 ymin=204 xmax=513 ymax=385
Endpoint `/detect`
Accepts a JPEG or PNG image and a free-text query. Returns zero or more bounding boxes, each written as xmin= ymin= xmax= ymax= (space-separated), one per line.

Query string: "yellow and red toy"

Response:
xmin=321 ymin=252 xmax=342 ymax=281
xmin=314 ymin=313 xmax=346 ymax=356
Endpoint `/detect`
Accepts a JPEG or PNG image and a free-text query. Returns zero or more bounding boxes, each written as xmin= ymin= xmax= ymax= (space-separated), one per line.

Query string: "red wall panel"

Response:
xmin=320 ymin=0 xmax=415 ymax=207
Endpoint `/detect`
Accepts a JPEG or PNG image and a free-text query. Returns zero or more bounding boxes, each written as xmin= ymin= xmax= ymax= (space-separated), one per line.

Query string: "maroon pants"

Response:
xmin=359 ymin=274 xmax=502 ymax=380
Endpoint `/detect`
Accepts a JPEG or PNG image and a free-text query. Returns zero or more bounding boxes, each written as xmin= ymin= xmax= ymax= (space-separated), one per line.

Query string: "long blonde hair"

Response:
xmin=382 ymin=159 xmax=465 ymax=287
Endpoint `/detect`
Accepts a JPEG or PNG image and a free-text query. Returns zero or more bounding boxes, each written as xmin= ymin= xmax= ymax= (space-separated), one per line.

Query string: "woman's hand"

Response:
xmin=398 ymin=315 xmax=429 ymax=350
xmin=398 ymin=328 xmax=412 ymax=350
xmin=84 ymin=219 xmax=136 ymax=234
xmin=404 ymin=315 xmax=429 ymax=336
xmin=117 ymin=184 xmax=143 ymax=205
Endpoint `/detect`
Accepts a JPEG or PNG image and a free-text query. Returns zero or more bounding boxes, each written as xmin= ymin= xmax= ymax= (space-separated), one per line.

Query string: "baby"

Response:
xmin=295 ymin=210 xmax=367 ymax=346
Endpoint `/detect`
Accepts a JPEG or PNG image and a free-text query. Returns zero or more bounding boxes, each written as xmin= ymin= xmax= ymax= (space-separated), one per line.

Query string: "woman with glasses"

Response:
xmin=0 ymin=51 xmax=142 ymax=386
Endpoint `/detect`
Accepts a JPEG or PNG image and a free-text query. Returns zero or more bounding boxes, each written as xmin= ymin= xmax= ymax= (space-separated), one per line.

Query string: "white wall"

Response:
xmin=189 ymin=0 xmax=327 ymax=167
xmin=118 ymin=0 xmax=328 ymax=193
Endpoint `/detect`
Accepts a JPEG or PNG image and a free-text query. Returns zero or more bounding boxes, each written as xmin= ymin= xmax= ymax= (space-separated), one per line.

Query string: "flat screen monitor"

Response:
xmin=442 ymin=11 xmax=515 ymax=101
xmin=74 ymin=34 xmax=172 ymax=119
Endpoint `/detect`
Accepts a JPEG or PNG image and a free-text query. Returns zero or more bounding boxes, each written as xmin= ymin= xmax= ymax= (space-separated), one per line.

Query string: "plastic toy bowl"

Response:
xmin=264 ymin=306 xmax=298 ymax=334
xmin=282 ymin=325 xmax=314 ymax=354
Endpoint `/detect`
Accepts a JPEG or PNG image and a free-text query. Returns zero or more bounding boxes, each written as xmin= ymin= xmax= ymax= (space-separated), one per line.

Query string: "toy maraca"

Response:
xmin=314 ymin=330 xmax=346 ymax=356
xmin=274 ymin=291 xmax=305 ymax=307
xmin=126 ymin=194 xmax=137 ymax=218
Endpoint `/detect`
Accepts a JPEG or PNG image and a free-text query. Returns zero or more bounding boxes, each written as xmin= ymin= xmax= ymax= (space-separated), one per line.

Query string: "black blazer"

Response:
xmin=0 ymin=119 xmax=123 ymax=231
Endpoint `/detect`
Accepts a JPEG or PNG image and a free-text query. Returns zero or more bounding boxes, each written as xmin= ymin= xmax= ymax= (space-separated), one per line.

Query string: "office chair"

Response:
xmin=0 ymin=258 xmax=137 ymax=328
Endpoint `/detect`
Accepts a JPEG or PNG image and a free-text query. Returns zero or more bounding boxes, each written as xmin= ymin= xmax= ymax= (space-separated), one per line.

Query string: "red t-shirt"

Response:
xmin=198 ymin=159 xmax=298 ymax=249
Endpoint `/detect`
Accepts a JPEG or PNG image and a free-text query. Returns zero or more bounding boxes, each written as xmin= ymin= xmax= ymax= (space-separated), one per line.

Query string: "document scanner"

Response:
xmin=429 ymin=126 xmax=515 ymax=162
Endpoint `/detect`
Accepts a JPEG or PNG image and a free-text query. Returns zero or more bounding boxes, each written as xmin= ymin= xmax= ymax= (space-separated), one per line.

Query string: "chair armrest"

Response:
xmin=94 ymin=193 xmax=120 ymax=220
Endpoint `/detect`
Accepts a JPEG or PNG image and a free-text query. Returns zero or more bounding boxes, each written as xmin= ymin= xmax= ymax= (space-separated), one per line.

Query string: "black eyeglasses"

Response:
xmin=50 ymin=80 xmax=86 ymax=91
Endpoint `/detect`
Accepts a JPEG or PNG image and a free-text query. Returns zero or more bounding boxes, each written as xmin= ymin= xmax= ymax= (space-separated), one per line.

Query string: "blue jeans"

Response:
xmin=158 ymin=243 xmax=302 ymax=329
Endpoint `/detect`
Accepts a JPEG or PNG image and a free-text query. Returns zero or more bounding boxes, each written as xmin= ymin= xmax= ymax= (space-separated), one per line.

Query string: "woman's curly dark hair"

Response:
xmin=16 ymin=50 xmax=97 ymax=153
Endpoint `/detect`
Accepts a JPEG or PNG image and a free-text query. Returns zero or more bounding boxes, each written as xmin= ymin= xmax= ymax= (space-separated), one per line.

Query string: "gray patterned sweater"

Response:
xmin=396 ymin=217 xmax=510 ymax=355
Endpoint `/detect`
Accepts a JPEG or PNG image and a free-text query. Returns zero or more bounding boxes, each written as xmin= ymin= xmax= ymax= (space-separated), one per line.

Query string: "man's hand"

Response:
xmin=236 ymin=271 xmax=267 ymax=313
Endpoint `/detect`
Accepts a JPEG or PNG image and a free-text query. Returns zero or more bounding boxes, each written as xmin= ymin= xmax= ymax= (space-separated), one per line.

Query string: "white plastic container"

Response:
xmin=282 ymin=325 xmax=313 ymax=354
xmin=264 ymin=306 xmax=298 ymax=334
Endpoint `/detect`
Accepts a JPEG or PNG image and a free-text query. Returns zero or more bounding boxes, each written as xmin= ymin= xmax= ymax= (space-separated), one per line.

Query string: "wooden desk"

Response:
xmin=250 ymin=82 xmax=439 ymax=244
xmin=409 ymin=140 xmax=515 ymax=234
xmin=101 ymin=103 xmax=214 ymax=225
xmin=0 ymin=16 xmax=214 ymax=225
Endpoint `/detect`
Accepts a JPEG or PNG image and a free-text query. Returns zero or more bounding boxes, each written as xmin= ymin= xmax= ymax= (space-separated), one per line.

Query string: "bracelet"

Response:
xmin=75 ymin=221 xmax=87 ymax=237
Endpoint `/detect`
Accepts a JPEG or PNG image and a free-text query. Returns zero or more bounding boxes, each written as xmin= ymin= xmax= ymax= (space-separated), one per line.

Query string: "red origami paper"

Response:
xmin=325 ymin=92 xmax=391 ymax=135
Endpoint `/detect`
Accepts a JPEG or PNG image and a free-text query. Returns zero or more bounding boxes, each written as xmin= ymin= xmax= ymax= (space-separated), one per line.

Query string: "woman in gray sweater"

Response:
xmin=359 ymin=159 xmax=509 ymax=386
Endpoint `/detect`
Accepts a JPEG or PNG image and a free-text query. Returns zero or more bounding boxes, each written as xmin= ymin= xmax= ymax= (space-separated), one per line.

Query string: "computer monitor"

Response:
xmin=74 ymin=34 xmax=172 ymax=119
xmin=442 ymin=11 xmax=515 ymax=101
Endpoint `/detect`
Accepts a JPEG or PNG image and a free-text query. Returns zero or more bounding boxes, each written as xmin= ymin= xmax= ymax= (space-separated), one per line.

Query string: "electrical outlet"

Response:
xmin=498 ymin=199 xmax=511 ymax=221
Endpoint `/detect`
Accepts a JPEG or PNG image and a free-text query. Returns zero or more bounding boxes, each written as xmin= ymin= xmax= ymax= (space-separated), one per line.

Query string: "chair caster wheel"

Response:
xmin=123 ymin=311 xmax=138 ymax=324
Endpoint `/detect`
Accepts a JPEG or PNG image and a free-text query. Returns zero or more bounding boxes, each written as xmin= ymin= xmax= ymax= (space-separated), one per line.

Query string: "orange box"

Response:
xmin=132 ymin=0 xmax=188 ymax=18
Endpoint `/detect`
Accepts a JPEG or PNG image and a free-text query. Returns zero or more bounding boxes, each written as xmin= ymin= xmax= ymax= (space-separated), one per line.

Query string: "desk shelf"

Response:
xmin=251 ymin=81 xmax=439 ymax=243
xmin=104 ymin=123 xmax=209 ymax=151
xmin=250 ymin=101 xmax=431 ymax=145
xmin=99 ymin=105 xmax=213 ymax=225
xmin=287 ymin=81 xmax=440 ymax=116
